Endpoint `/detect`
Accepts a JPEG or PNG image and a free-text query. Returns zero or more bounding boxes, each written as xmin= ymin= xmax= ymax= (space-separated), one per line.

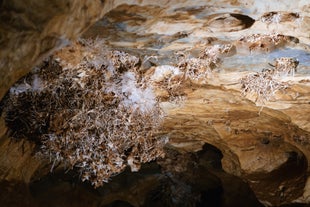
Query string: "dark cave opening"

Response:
xmin=19 ymin=143 xmax=263 ymax=207
xmin=10 ymin=142 xmax=309 ymax=207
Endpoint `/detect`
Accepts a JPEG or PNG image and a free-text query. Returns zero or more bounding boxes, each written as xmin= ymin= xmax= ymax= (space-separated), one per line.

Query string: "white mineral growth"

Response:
xmin=121 ymin=72 xmax=157 ymax=113
xmin=151 ymin=65 xmax=182 ymax=82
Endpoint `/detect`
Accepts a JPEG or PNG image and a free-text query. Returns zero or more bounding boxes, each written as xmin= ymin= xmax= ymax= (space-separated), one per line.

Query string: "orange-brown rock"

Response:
xmin=0 ymin=0 xmax=310 ymax=206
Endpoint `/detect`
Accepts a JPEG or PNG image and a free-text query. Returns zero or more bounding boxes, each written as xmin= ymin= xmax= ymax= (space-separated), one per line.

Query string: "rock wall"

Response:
xmin=0 ymin=0 xmax=310 ymax=206
xmin=0 ymin=0 xmax=106 ymax=100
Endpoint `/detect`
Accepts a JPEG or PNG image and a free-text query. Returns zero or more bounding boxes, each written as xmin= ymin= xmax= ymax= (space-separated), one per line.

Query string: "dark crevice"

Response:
xmin=230 ymin=13 xmax=255 ymax=29
xmin=206 ymin=13 xmax=255 ymax=32
xmin=12 ymin=143 xmax=263 ymax=207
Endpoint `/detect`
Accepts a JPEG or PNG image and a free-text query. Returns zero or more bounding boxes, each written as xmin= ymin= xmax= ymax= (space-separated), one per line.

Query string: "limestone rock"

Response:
xmin=0 ymin=0 xmax=310 ymax=206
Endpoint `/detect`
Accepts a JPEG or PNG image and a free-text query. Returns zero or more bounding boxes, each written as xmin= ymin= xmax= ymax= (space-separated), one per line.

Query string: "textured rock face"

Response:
xmin=83 ymin=1 xmax=309 ymax=205
xmin=0 ymin=0 xmax=111 ymax=101
xmin=0 ymin=0 xmax=110 ymax=185
xmin=0 ymin=0 xmax=310 ymax=206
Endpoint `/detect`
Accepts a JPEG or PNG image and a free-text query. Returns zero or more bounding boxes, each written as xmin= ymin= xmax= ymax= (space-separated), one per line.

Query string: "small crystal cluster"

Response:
xmin=240 ymin=57 xmax=298 ymax=104
xmin=241 ymin=70 xmax=288 ymax=104
xmin=177 ymin=44 xmax=233 ymax=82
xmin=274 ymin=57 xmax=299 ymax=77
xmin=260 ymin=12 xmax=301 ymax=24
xmin=238 ymin=33 xmax=300 ymax=55
xmin=239 ymin=33 xmax=290 ymax=46
xmin=147 ymin=44 xmax=232 ymax=102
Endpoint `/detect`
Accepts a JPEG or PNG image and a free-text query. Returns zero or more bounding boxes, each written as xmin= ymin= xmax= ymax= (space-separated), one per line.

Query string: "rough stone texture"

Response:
xmin=0 ymin=0 xmax=112 ymax=101
xmin=0 ymin=0 xmax=108 ymax=185
xmin=83 ymin=2 xmax=309 ymax=205
xmin=0 ymin=0 xmax=310 ymax=206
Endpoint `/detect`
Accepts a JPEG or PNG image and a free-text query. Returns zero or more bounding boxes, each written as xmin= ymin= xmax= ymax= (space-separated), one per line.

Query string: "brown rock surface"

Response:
xmin=0 ymin=0 xmax=310 ymax=206
xmin=0 ymin=0 xmax=109 ymax=186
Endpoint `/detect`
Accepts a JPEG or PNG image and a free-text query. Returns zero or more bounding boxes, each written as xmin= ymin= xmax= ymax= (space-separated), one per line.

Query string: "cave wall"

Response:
xmin=0 ymin=0 xmax=106 ymax=101
xmin=0 ymin=0 xmax=310 ymax=206
xmin=1 ymin=1 xmax=309 ymax=100
xmin=0 ymin=0 xmax=107 ymax=184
